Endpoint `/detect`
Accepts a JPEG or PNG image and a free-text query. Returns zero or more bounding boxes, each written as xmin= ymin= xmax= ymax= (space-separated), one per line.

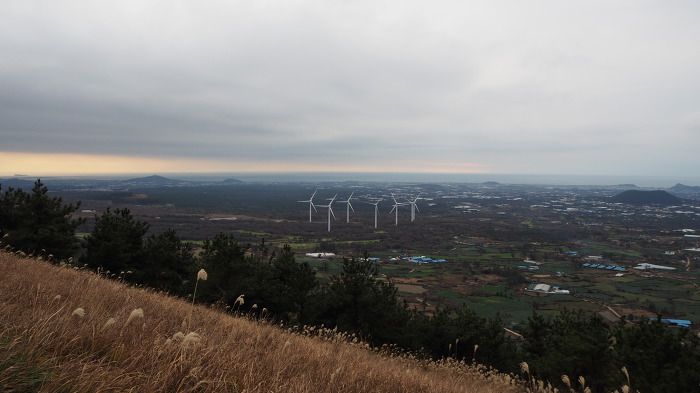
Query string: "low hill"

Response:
xmin=668 ymin=183 xmax=700 ymax=200
xmin=610 ymin=190 xmax=683 ymax=205
xmin=669 ymin=183 xmax=700 ymax=191
xmin=123 ymin=174 xmax=177 ymax=184
xmin=0 ymin=252 xmax=524 ymax=393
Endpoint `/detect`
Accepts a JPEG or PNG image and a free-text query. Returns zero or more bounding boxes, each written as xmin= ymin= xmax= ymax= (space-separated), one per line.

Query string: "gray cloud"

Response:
xmin=1 ymin=0 xmax=699 ymax=176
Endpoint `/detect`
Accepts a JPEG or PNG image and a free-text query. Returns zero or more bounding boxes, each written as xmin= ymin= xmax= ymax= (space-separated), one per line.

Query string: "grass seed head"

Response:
xmin=197 ymin=269 xmax=208 ymax=281
xmin=72 ymin=307 xmax=85 ymax=318
xmin=103 ymin=317 xmax=117 ymax=329
xmin=520 ymin=361 xmax=529 ymax=375
xmin=172 ymin=332 xmax=186 ymax=341
xmin=235 ymin=295 xmax=245 ymax=306
xmin=561 ymin=374 xmax=571 ymax=388
xmin=182 ymin=332 xmax=201 ymax=347
xmin=125 ymin=308 xmax=144 ymax=326
xmin=622 ymin=366 xmax=630 ymax=385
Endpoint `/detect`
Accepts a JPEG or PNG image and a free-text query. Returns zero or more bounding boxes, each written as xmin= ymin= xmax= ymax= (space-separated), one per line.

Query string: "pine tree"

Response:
xmin=140 ymin=229 xmax=196 ymax=294
xmin=262 ymin=244 xmax=317 ymax=320
xmin=304 ymin=254 xmax=407 ymax=345
xmin=81 ymin=208 xmax=149 ymax=274
xmin=197 ymin=233 xmax=253 ymax=306
xmin=0 ymin=180 xmax=84 ymax=260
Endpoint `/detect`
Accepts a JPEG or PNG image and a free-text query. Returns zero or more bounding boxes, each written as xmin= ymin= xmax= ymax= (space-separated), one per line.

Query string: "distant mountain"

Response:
xmin=123 ymin=175 xmax=173 ymax=183
xmin=665 ymin=184 xmax=700 ymax=200
xmin=117 ymin=175 xmax=205 ymax=189
xmin=610 ymin=190 xmax=683 ymax=205
xmin=222 ymin=178 xmax=243 ymax=184
xmin=482 ymin=181 xmax=501 ymax=186
xmin=669 ymin=183 xmax=700 ymax=191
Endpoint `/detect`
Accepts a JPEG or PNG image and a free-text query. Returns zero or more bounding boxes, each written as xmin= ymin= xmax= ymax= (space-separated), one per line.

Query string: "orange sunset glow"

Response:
xmin=0 ymin=152 xmax=489 ymax=177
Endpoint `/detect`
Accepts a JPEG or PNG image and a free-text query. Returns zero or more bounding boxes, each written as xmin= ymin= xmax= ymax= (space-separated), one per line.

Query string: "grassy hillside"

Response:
xmin=0 ymin=251 xmax=526 ymax=393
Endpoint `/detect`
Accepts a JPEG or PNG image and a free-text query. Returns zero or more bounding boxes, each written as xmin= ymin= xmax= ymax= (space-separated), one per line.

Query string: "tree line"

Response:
xmin=1 ymin=180 xmax=699 ymax=393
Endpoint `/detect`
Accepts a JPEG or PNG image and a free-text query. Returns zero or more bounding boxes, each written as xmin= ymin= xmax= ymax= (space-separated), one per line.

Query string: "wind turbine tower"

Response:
xmin=370 ymin=200 xmax=380 ymax=228
xmin=297 ymin=190 xmax=318 ymax=222
xmin=317 ymin=195 xmax=337 ymax=232
xmin=408 ymin=195 xmax=421 ymax=222
xmin=389 ymin=194 xmax=407 ymax=226
xmin=339 ymin=191 xmax=355 ymax=223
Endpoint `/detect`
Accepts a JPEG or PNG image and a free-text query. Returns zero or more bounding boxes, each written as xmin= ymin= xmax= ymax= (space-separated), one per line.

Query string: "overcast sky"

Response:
xmin=1 ymin=1 xmax=699 ymax=179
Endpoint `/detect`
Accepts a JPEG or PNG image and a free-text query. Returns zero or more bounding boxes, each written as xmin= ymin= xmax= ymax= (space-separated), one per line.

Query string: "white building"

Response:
xmin=526 ymin=283 xmax=570 ymax=295
xmin=633 ymin=263 xmax=676 ymax=271
xmin=305 ymin=253 xmax=336 ymax=258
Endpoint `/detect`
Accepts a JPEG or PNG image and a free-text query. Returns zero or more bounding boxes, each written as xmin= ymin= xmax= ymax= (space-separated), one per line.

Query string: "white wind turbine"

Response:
xmin=338 ymin=191 xmax=355 ymax=223
xmin=297 ymin=190 xmax=318 ymax=222
xmin=369 ymin=199 xmax=381 ymax=228
xmin=407 ymin=194 xmax=421 ymax=222
xmin=316 ymin=194 xmax=337 ymax=232
xmin=389 ymin=194 xmax=408 ymax=226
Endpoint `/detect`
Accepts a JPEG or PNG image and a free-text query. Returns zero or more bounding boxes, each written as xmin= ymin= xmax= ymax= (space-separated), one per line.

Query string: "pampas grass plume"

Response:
xmin=103 ymin=317 xmax=117 ymax=329
xmin=197 ymin=269 xmax=207 ymax=281
xmin=182 ymin=332 xmax=201 ymax=347
xmin=72 ymin=307 xmax=85 ymax=317
xmin=561 ymin=374 xmax=571 ymax=388
xmin=235 ymin=295 xmax=245 ymax=306
xmin=622 ymin=366 xmax=630 ymax=385
xmin=519 ymin=361 xmax=529 ymax=375
xmin=126 ymin=308 xmax=144 ymax=326
xmin=172 ymin=332 xmax=186 ymax=341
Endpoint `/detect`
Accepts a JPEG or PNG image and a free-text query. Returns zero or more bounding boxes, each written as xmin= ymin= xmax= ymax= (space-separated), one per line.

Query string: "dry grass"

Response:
xmin=0 ymin=251 xmax=527 ymax=393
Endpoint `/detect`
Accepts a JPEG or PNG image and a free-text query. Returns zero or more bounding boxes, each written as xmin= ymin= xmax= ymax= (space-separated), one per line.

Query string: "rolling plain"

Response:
xmin=37 ymin=175 xmax=700 ymax=329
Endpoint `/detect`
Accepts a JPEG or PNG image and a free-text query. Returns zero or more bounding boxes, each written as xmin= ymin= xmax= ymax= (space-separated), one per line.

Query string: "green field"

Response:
xmin=291 ymin=246 xmax=700 ymax=324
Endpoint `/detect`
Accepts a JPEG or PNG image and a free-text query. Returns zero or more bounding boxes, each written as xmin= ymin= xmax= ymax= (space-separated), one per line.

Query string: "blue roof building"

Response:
xmin=650 ymin=318 xmax=692 ymax=328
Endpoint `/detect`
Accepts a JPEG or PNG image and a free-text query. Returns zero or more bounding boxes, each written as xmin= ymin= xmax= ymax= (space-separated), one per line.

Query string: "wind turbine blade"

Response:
xmin=348 ymin=202 xmax=355 ymax=212
xmin=414 ymin=204 xmax=420 ymax=212
xmin=330 ymin=207 xmax=336 ymax=220
xmin=311 ymin=202 xmax=317 ymax=212
xmin=390 ymin=205 xmax=396 ymax=214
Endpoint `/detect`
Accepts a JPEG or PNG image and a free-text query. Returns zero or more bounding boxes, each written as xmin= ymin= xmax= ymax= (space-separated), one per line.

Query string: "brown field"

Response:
xmin=0 ymin=251 xmax=530 ymax=393
xmin=395 ymin=283 xmax=426 ymax=294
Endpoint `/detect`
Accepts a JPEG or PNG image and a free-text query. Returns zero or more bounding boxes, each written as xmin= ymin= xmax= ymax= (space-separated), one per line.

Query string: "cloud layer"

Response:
xmin=2 ymin=1 xmax=699 ymax=176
